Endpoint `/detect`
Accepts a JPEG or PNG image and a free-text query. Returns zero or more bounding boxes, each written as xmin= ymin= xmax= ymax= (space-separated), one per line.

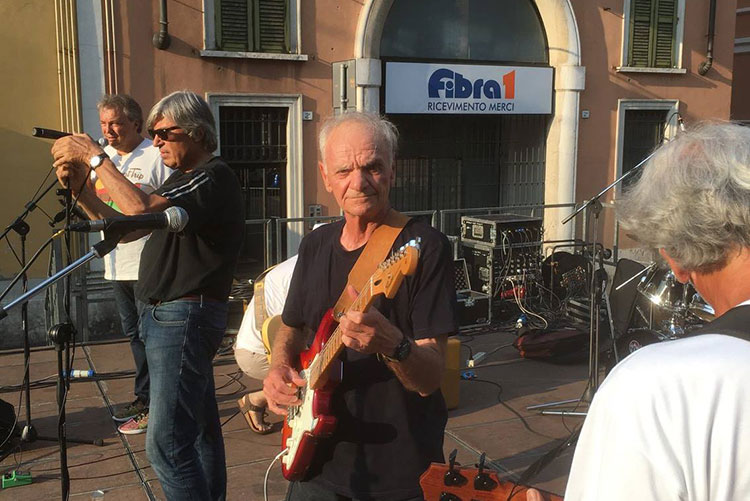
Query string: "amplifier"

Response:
xmin=461 ymin=214 xmax=543 ymax=247
xmin=462 ymin=240 xmax=541 ymax=298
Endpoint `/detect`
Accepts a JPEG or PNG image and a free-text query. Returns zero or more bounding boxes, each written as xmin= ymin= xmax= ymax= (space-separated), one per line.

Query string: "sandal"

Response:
xmin=237 ymin=395 xmax=276 ymax=435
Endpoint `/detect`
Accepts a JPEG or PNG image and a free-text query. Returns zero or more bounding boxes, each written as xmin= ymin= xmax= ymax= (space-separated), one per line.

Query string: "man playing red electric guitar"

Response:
xmin=263 ymin=112 xmax=458 ymax=500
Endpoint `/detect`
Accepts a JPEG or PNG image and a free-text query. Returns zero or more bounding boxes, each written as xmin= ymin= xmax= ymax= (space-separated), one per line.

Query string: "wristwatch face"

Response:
xmin=392 ymin=336 xmax=412 ymax=361
xmin=89 ymin=153 xmax=107 ymax=169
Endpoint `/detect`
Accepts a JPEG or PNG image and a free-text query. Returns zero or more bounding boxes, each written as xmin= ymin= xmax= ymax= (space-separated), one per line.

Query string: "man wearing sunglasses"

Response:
xmin=52 ymin=90 xmax=243 ymax=501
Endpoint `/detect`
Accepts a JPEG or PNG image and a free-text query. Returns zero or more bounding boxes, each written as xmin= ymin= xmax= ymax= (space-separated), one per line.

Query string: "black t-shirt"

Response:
xmin=136 ymin=156 xmax=244 ymax=303
xmin=282 ymin=217 xmax=459 ymax=500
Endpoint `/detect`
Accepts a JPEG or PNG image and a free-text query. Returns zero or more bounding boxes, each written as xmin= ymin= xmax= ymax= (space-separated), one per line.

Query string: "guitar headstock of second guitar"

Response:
xmin=420 ymin=450 xmax=563 ymax=501
xmin=370 ymin=238 xmax=421 ymax=299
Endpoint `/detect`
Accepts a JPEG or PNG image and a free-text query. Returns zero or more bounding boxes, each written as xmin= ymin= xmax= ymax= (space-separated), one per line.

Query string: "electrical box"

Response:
xmin=308 ymin=204 xmax=323 ymax=229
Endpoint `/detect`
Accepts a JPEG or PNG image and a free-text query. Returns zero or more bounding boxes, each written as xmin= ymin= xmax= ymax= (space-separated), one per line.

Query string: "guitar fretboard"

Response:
xmin=307 ymin=280 xmax=374 ymax=389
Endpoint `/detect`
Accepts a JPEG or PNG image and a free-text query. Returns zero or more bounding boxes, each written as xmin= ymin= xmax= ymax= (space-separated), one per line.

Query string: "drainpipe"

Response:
xmin=152 ymin=0 xmax=171 ymax=50
xmin=698 ymin=0 xmax=716 ymax=75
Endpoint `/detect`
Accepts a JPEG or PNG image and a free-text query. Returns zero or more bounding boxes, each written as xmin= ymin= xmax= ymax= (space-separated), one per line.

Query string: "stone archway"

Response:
xmin=353 ymin=0 xmax=584 ymax=241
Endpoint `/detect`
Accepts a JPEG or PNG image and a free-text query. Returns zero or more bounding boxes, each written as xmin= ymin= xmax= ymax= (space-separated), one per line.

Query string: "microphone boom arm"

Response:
xmin=562 ymin=147 xmax=660 ymax=226
xmin=0 ymin=235 xmax=121 ymax=321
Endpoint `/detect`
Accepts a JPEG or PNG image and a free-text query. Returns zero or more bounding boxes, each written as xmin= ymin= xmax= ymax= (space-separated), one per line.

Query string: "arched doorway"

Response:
xmin=354 ymin=0 xmax=584 ymax=241
xmin=382 ymin=1 xmax=549 ymax=232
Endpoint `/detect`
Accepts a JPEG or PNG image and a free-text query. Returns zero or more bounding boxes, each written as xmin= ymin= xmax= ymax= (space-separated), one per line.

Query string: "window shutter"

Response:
xmin=629 ymin=0 xmax=654 ymax=67
xmin=653 ymin=0 xmax=676 ymax=68
xmin=217 ymin=0 xmax=252 ymax=51
xmin=255 ymin=0 xmax=289 ymax=53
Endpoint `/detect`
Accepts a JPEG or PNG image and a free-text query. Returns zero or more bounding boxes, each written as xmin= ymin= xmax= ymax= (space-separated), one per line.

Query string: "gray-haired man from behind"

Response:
xmin=52 ymin=90 xmax=243 ymax=501
xmin=564 ymin=122 xmax=750 ymax=500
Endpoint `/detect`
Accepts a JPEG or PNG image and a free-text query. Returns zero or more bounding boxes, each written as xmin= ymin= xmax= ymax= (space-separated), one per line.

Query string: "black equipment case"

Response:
xmin=454 ymin=258 xmax=491 ymax=330
xmin=460 ymin=214 xmax=543 ymax=247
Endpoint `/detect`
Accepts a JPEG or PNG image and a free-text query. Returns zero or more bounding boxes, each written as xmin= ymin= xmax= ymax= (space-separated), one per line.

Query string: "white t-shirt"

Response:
xmin=94 ymin=139 xmax=171 ymax=280
xmin=235 ymin=255 xmax=298 ymax=354
xmin=565 ymin=325 xmax=750 ymax=500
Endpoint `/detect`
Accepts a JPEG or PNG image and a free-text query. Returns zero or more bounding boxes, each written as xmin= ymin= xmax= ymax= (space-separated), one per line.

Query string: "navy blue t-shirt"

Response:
xmin=282 ymin=217 xmax=458 ymax=500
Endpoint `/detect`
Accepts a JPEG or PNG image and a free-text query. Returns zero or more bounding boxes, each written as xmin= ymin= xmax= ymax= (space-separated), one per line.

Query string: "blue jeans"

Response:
xmin=141 ymin=298 xmax=228 ymax=501
xmin=112 ymin=281 xmax=149 ymax=405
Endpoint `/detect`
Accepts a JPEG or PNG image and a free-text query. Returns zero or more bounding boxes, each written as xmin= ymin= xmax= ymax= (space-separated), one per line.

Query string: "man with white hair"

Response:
xmin=264 ymin=112 xmax=458 ymax=500
xmin=564 ymin=122 xmax=750 ymax=500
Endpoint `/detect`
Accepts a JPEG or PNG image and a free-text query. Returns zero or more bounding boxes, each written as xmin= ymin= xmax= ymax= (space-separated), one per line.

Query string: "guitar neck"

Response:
xmin=308 ymin=280 xmax=374 ymax=388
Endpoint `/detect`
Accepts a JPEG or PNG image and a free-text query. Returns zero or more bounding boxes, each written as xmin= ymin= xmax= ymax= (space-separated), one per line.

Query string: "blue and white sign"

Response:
xmin=385 ymin=62 xmax=553 ymax=115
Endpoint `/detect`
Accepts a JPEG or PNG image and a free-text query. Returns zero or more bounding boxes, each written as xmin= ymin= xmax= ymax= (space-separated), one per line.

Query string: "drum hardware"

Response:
xmin=606 ymin=261 xmax=712 ymax=374
xmin=688 ymin=293 xmax=715 ymax=322
xmin=614 ymin=262 xmax=656 ymax=292
xmin=637 ymin=268 xmax=687 ymax=311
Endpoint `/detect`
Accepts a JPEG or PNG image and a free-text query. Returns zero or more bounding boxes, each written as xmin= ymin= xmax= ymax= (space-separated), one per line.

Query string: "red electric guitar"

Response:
xmin=420 ymin=451 xmax=564 ymax=501
xmin=280 ymin=239 xmax=421 ymax=480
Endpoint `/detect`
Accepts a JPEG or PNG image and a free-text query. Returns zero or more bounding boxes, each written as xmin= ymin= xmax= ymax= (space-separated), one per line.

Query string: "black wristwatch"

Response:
xmin=382 ymin=335 xmax=412 ymax=363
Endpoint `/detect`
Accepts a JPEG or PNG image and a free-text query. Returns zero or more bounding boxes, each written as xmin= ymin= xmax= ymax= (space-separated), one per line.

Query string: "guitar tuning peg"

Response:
xmin=443 ymin=449 xmax=466 ymax=487
xmin=439 ymin=493 xmax=461 ymax=501
xmin=473 ymin=452 xmax=497 ymax=492
xmin=449 ymin=449 xmax=458 ymax=468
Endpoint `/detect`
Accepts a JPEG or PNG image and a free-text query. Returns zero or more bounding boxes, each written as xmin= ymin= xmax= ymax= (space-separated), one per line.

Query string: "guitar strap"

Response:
xmin=332 ymin=209 xmax=411 ymax=318
xmin=687 ymin=304 xmax=750 ymax=342
xmin=253 ymin=265 xmax=278 ymax=329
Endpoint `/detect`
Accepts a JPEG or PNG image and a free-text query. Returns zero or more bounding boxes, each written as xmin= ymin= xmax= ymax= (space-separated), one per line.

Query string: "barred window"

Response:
xmin=622 ymin=109 xmax=668 ymax=187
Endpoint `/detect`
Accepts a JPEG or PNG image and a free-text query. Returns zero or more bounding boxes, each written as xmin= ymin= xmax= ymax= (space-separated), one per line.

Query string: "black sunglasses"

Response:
xmin=148 ymin=126 xmax=182 ymax=140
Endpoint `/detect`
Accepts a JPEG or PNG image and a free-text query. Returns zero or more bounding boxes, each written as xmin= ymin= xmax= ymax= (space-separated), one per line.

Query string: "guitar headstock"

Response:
xmin=419 ymin=450 xmax=563 ymax=501
xmin=370 ymin=238 xmax=421 ymax=299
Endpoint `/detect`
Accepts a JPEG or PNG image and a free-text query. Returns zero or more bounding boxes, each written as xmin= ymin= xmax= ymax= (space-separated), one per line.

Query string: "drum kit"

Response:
xmin=614 ymin=264 xmax=714 ymax=358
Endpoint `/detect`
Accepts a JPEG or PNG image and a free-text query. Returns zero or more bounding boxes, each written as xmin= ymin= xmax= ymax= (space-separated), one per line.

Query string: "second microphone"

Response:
xmin=69 ymin=206 xmax=188 ymax=234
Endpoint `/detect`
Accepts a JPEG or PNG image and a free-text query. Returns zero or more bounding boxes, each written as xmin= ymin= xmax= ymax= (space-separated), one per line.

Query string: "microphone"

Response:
xmin=69 ymin=206 xmax=188 ymax=233
xmin=33 ymin=127 xmax=108 ymax=147
xmin=32 ymin=127 xmax=70 ymax=140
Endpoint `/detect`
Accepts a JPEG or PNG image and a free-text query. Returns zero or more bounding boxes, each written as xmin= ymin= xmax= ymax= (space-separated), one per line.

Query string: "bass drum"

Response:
xmin=604 ymin=329 xmax=664 ymax=375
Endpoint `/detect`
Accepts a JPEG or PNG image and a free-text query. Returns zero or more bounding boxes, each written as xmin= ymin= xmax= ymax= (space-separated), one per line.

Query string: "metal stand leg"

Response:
xmin=527 ymin=201 xmax=606 ymax=417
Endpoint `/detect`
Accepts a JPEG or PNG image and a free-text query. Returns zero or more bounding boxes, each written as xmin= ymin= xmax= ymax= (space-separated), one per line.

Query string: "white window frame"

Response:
xmin=206 ymin=93 xmax=305 ymax=255
xmin=201 ymin=0 xmax=307 ymax=61
xmin=614 ymin=99 xmax=679 ymax=197
xmin=618 ymin=0 xmax=686 ymax=73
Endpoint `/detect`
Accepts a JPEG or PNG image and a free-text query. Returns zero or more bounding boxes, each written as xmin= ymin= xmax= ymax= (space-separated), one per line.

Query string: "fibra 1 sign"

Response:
xmin=385 ymin=62 xmax=553 ymax=115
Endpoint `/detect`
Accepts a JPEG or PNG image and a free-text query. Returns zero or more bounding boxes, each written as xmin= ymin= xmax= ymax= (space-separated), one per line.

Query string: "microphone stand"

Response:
xmin=0 ymin=180 xmax=61 ymax=453
xmin=528 ymin=146 xmax=661 ymax=416
xmin=0 ymin=234 xmax=119 ymax=500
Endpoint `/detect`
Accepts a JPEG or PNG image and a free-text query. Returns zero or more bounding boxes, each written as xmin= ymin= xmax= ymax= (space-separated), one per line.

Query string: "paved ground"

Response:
xmin=0 ymin=327 xmax=592 ymax=500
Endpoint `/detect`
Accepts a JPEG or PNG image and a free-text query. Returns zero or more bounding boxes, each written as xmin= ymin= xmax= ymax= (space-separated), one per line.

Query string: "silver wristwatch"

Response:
xmin=89 ymin=152 xmax=109 ymax=170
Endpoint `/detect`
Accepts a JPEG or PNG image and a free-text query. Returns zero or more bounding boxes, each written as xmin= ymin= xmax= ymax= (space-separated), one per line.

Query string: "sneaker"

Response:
xmin=118 ymin=412 xmax=148 ymax=435
xmin=113 ymin=399 xmax=147 ymax=422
